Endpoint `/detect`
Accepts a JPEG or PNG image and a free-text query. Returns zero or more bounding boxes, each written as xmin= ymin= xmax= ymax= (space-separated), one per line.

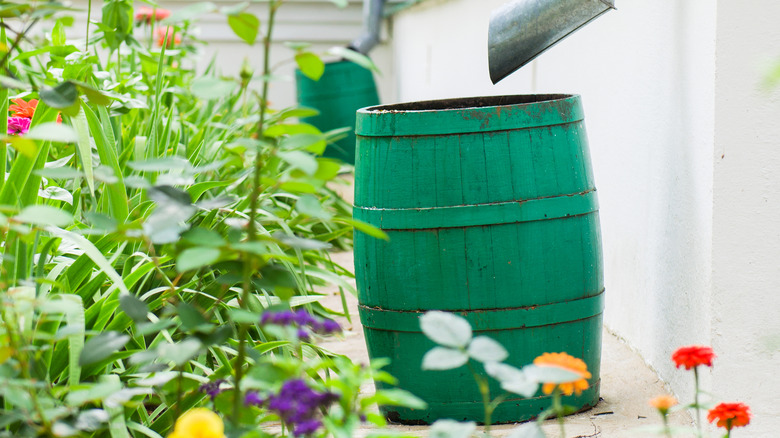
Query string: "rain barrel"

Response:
xmin=353 ymin=94 xmax=604 ymax=424
xmin=295 ymin=60 xmax=380 ymax=164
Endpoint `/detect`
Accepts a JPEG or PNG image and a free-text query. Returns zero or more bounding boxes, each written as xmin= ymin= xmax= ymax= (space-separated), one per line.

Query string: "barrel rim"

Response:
xmin=355 ymin=94 xmax=584 ymax=136
xmin=359 ymin=94 xmax=577 ymax=114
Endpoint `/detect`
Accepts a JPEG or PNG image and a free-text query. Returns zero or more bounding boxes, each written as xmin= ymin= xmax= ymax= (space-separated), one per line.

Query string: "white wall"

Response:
xmin=391 ymin=0 xmax=780 ymax=432
xmin=711 ymin=1 xmax=780 ymax=435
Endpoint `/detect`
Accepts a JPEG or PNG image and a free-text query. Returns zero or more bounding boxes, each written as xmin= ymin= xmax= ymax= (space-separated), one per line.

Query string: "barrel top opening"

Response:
xmin=355 ymin=94 xmax=584 ymax=137
xmin=361 ymin=94 xmax=575 ymax=113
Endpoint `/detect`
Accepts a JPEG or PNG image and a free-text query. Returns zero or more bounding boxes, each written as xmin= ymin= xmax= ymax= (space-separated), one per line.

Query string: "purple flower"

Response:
xmin=268 ymin=395 xmax=295 ymax=414
xmin=245 ymin=391 xmax=264 ymax=406
xmin=262 ymin=310 xmax=296 ymax=325
xmin=311 ymin=391 xmax=339 ymax=406
xmin=297 ymin=328 xmax=311 ymax=342
xmin=279 ymin=379 xmax=310 ymax=398
xmin=199 ymin=379 xmax=226 ymax=401
xmin=292 ymin=418 xmax=322 ymax=436
xmin=8 ymin=117 xmax=30 ymax=135
xmin=293 ymin=309 xmax=317 ymax=326
xmin=262 ymin=309 xmax=341 ymax=337
xmin=261 ymin=379 xmax=339 ymax=437
xmin=318 ymin=319 xmax=341 ymax=334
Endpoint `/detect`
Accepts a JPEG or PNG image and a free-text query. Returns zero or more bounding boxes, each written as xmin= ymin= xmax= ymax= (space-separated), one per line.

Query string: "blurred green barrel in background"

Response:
xmin=295 ymin=60 xmax=379 ymax=164
xmin=353 ymin=94 xmax=604 ymax=424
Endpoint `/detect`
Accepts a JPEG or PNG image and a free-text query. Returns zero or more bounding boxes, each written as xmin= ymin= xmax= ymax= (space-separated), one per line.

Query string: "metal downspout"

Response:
xmin=349 ymin=0 xmax=386 ymax=55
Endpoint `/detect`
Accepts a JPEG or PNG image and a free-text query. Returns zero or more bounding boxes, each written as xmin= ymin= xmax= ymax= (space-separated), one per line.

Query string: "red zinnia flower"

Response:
xmin=672 ymin=345 xmax=715 ymax=370
xmin=9 ymin=98 xmax=37 ymax=118
xmin=707 ymin=402 xmax=751 ymax=430
xmin=135 ymin=6 xmax=171 ymax=24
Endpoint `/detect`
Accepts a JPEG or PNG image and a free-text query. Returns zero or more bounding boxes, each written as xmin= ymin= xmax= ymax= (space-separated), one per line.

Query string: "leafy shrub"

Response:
xmin=0 ymin=1 xmax=402 ymax=437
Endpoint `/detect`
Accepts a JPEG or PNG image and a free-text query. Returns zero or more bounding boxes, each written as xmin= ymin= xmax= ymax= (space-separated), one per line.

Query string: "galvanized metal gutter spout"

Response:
xmin=488 ymin=0 xmax=616 ymax=84
xmin=349 ymin=0 xmax=386 ymax=55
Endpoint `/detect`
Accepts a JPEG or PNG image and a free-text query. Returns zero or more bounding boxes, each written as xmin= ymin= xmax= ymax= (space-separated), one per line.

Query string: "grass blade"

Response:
xmin=62 ymin=294 xmax=85 ymax=385
xmin=72 ymin=107 xmax=96 ymax=195
xmin=46 ymin=226 xmax=130 ymax=295
xmin=83 ymin=103 xmax=129 ymax=221
xmin=101 ymin=374 xmax=132 ymax=438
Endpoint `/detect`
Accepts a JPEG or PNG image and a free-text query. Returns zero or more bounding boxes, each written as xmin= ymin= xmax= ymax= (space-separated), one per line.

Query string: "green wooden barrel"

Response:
xmin=295 ymin=60 xmax=380 ymax=164
xmin=353 ymin=94 xmax=604 ymax=424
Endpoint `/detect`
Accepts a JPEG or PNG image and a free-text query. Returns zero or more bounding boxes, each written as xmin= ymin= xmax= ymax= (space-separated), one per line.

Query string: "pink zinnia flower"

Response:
xmin=135 ymin=6 xmax=171 ymax=25
xmin=8 ymin=117 xmax=30 ymax=135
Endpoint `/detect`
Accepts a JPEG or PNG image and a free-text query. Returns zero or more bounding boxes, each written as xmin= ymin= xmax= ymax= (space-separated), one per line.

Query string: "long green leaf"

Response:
xmin=83 ymin=103 xmax=129 ymax=221
xmin=46 ymin=226 xmax=130 ymax=295
xmin=126 ymin=421 xmax=164 ymax=438
xmin=71 ymin=108 xmax=95 ymax=195
xmin=145 ymin=35 xmax=169 ymax=158
xmin=101 ymin=375 xmax=132 ymax=438
xmin=34 ymin=236 xmax=60 ymax=297
xmin=0 ymin=70 xmax=7 ymax=190
xmin=63 ymin=294 xmax=85 ymax=385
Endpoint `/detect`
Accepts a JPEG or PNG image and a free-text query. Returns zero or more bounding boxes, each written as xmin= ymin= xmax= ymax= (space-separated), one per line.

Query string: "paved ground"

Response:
xmin=317 ymin=251 xmax=694 ymax=438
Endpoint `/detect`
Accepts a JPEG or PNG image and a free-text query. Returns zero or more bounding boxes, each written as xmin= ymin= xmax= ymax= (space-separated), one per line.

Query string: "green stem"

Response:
xmin=1 ymin=304 xmax=50 ymax=433
xmin=694 ymin=366 xmax=702 ymax=438
xmin=148 ymin=13 xmax=154 ymax=51
xmin=662 ymin=414 xmax=672 ymax=438
xmin=232 ymin=0 xmax=280 ymax=426
xmin=85 ymin=0 xmax=91 ymax=50
xmin=175 ymin=367 xmax=184 ymax=420
xmin=467 ymin=362 xmax=492 ymax=435
xmin=552 ymin=388 xmax=565 ymax=438
xmin=0 ymin=18 xmax=36 ymax=73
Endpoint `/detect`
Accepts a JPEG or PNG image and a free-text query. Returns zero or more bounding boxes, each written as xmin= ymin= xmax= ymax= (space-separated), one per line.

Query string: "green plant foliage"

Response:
xmin=420 ymin=310 xmax=473 ymax=348
xmin=420 ymin=311 xmax=598 ymax=437
xmin=429 ymin=420 xmax=476 ymax=438
xmin=0 ymin=0 xmax=394 ymax=436
xmin=228 ymin=12 xmax=260 ymax=45
xmin=295 ymin=52 xmax=325 ymax=81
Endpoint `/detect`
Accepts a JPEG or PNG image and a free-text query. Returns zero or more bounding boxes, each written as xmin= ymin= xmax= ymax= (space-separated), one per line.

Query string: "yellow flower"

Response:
xmin=533 ymin=352 xmax=591 ymax=396
xmin=167 ymin=408 xmax=226 ymax=438
xmin=649 ymin=395 xmax=677 ymax=414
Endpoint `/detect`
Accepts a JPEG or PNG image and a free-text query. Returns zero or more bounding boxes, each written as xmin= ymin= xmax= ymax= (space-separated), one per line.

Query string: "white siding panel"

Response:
xmin=65 ymin=0 xmax=397 ymax=107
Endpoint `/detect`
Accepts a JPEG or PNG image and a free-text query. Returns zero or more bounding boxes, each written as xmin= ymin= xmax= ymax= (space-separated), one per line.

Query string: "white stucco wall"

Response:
xmin=390 ymin=0 xmax=780 ymax=432
xmin=711 ymin=1 xmax=780 ymax=434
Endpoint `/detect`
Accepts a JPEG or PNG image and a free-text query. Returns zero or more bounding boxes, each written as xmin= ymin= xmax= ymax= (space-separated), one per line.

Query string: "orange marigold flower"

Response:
xmin=135 ymin=6 xmax=171 ymax=24
xmin=649 ymin=395 xmax=677 ymax=414
xmin=156 ymin=26 xmax=181 ymax=48
xmin=533 ymin=352 xmax=591 ymax=396
xmin=671 ymin=345 xmax=715 ymax=370
xmin=707 ymin=402 xmax=751 ymax=430
xmin=9 ymin=98 xmax=37 ymax=118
